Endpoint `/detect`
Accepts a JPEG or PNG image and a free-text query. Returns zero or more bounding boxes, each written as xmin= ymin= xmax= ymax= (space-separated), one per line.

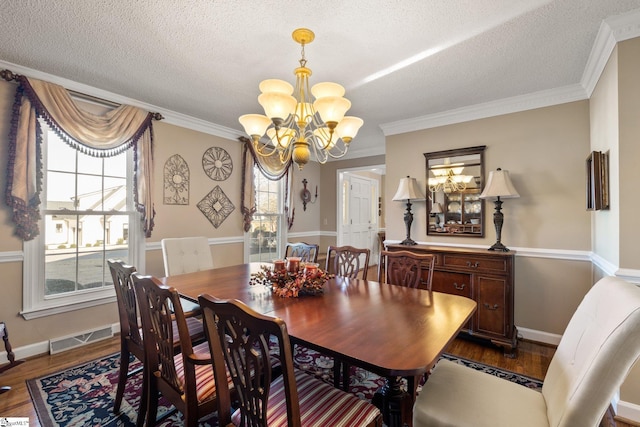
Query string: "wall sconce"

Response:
xmin=392 ymin=176 xmax=425 ymax=245
xmin=479 ymin=168 xmax=520 ymax=251
xmin=301 ymin=178 xmax=318 ymax=211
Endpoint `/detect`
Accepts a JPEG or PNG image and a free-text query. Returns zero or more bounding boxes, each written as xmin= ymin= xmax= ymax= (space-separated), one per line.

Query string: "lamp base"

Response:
xmin=400 ymin=238 xmax=417 ymax=246
xmin=488 ymin=242 xmax=510 ymax=252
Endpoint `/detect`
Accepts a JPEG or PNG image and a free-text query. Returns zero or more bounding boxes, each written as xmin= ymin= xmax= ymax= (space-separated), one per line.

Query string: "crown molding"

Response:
xmin=382 ymin=9 xmax=640 ymax=137
xmin=0 ymin=59 xmax=241 ymax=141
xmin=582 ymin=8 xmax=640 ymax=97
xmin=380 ymin=84 xmax=587 ymax=136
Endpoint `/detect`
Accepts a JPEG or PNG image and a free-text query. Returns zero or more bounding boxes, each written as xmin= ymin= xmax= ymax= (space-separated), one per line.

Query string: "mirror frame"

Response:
xmin=424 ymin=145 xmax=486 ymax=237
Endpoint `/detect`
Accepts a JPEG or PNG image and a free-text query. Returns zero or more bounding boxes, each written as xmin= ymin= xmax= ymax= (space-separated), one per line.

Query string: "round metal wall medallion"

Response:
xmin=202 ymin=147 xmax=233 ymax=181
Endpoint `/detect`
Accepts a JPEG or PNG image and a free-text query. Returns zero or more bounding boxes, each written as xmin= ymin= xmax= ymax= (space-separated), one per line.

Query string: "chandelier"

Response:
xmin=428 ymin=160 xmax=473 ymax=193
xmin=239 ymin=28 xmax=363 ymax=170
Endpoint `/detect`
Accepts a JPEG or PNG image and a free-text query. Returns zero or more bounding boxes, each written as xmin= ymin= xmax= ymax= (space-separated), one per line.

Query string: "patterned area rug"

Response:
xmin=27 ymin=347 xmax=542 ymax=426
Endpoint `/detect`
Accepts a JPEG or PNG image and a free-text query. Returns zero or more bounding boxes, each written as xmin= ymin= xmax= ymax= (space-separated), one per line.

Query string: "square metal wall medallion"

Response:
xmin=197 ymin=185 xmax=235 ymax=228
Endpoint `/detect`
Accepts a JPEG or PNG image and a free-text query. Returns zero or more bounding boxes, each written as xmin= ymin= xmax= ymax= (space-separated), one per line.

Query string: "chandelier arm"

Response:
xmin=253 ymin=141 xmax=279 ymax=157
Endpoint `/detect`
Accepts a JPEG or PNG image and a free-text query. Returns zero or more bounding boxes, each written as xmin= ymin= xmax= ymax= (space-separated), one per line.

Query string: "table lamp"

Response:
xmin=479 ymin=168 xmax=520 ymax=251
xmin=431 ymin=202 xmax=443 ymax=228
xmin=392 ymin=176 xmax=425 ymax=245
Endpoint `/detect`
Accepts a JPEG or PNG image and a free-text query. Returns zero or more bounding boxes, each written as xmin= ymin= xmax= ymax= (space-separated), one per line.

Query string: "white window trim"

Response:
xmin=243 ymin=173 xmax=287 ymax=263
xmin=21 ymin=145 xmax=145 ymax=320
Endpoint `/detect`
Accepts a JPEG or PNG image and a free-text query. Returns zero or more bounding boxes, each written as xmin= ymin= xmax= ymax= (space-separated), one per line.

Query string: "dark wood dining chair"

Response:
xmin=377 ymin=250 xmax=436 ymax=405
xmin=285 ymin=242 xmax=319 ymax=263
xmin=198 ymin=294 xmax=383 ymax=427
xmin=108 ymin=260 xmax=205 ymax=426
xmin=130 ymin=273 xmax=223 ymax=427
xmin=378 ymin=250 xmax=435 ymax=290
xmin=326 ymin=245 xmax=371 ymax=280
xmin=325 ymin=245 xmax=371 ymax=390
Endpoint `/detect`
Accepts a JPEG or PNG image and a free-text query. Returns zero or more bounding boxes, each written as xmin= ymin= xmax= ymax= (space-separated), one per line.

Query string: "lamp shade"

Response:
xmin=480 ymin=168 xmax=520 ymax=199
xmin=393 ymin=176 xmax=425 ymax=201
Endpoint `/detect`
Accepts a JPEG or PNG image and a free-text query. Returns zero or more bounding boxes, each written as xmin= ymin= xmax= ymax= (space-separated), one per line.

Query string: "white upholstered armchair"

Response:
xmin=414 ymin=275 xmax=640 ymax=427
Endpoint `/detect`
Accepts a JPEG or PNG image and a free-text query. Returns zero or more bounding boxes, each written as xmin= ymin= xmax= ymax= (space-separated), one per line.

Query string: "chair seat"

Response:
xmin=414 ymin=359 xmax=549 ymax=427
xmin=231 ymin=369 xmax=381 ymax=427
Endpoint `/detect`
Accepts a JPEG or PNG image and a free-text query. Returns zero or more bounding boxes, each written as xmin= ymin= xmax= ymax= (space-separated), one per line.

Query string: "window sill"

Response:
xmin=20 ymin=295 xmax=117 ymax=320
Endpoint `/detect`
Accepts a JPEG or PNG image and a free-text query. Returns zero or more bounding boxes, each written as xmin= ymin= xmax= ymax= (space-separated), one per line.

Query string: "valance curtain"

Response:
xmin=240 ymin=137 xmax=294 ymax=232
xmin=5 ymin=75 xmax=157 ymax=240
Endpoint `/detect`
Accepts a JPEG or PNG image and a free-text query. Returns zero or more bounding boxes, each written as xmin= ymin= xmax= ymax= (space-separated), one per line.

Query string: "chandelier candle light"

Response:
xmin=239 ymin=28 xmax=363 ymax=170
xmin=393 ymin=176 xmax=425 ymax=245
xmin=479 ymin=168 xmax=520 ymax=251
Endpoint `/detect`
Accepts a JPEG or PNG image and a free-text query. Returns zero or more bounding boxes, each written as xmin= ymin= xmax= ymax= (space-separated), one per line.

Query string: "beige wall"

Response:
xmin=618 ymin=38 xmax=640 ymax=270
xmin=288 ymin=160 xmax=322 ymax=247
xmin=386 ymin=101 xmax=592 ymax=251
xmin=592 ymin=37 xmax=640 ymax=409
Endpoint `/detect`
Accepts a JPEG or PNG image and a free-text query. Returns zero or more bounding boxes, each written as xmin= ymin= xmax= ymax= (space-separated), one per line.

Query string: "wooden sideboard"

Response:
xmin=385 ymin=244 xmax=517 ymax=356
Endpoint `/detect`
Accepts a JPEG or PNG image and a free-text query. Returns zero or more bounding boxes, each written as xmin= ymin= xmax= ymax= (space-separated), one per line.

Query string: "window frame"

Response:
xmin=244 ymin=167 xmax=286 ymax=263
xmin=21 ymin=128 xmax=145 ymax=320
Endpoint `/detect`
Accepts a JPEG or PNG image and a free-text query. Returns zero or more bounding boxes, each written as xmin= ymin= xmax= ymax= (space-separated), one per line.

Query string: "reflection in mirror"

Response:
xmin=424 ymin=146 xmax=486 ymax=237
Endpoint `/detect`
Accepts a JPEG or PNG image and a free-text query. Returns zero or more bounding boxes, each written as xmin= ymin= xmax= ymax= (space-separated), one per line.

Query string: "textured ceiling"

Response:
xmin=2 ymin=1 xmax=640 ymax=158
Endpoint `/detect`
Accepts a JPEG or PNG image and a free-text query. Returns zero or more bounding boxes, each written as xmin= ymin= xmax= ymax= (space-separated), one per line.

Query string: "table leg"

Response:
xmin=372 ymin=376 xmax=413 ymax=427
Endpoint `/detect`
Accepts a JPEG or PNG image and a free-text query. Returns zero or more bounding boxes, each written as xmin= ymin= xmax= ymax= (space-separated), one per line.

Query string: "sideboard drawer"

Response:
xmin=432 ymin=271 xmax=472 ymax=298
xmin=442 ymin=254 xmax=507 ymax=273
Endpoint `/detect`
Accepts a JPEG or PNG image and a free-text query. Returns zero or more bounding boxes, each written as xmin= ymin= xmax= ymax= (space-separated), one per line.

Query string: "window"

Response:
xmin=245 ymin=166 xmax=284 ymax=262
xmin=22 ymin=127 xmax=144 ymax=319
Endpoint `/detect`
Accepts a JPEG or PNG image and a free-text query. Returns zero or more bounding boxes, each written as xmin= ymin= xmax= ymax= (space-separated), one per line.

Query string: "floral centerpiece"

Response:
xmin=250 ymin=262 xmax=333 ymax=298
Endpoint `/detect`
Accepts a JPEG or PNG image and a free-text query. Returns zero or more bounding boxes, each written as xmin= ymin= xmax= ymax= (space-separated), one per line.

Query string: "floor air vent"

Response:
xmin=49 ymin=326 xmax=113 ymax=354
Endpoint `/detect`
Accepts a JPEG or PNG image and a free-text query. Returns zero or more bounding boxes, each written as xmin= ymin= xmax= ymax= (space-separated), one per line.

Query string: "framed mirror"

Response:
xmin=424 ymin=146 xmax=486 ymax=237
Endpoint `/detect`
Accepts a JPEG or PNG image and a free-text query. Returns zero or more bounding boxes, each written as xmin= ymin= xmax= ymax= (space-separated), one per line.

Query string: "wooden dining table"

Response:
xmin=160 ymin=263 xmax=476 ymax=427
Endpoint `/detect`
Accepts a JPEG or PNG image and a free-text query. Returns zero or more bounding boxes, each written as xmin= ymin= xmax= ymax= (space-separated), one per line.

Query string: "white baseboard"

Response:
xmin=617 ymin=400 xmax=640 ymax=423
xmin=0 ymin=323 xmax=119 ymax=364
xmin=517 ymin=326 xmax=562 ymax=346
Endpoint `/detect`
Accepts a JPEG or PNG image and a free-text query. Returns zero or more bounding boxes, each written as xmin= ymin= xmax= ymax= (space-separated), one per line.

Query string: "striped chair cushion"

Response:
xmin=173 ymin=341 xmax=232 ymax=403
xmin=231 ymin=369 xmax=381 ymax=426
xmin=183 ymin=316 xmax=204 ymax=342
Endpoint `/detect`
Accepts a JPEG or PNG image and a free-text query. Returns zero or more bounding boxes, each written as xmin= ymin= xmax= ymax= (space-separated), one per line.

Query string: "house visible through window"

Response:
xmin=247 ymin=165 xmax=284 ymax=262
xmin=22 ymin=126 xmax=143 ymax=319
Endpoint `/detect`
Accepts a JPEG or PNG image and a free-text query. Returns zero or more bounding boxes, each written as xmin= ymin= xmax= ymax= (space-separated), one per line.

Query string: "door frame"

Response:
xmin=336 ymin=165 xmax=385 ymax=261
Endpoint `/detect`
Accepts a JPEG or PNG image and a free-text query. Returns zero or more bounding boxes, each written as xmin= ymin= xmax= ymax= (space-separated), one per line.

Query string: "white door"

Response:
xmin=340 ymin=174 xmax=377 ymax=264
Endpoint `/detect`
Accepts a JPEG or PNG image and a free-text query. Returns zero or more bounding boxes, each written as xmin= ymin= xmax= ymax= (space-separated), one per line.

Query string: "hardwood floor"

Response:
xmin=0 ymin=334 xmax=635 ymax=426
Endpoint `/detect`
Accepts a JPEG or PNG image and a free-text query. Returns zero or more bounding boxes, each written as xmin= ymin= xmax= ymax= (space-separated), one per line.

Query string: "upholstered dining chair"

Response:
xmin=161 ymin=236 xmax=214 ymax=276
xmin=284 ymin=242 xmax=319 ymax=263
xmin=377 ymin=250 xmax=435 ymax=290
xmin=108 ymin=260 xmax=205 ymax=426
xmin=414 ymin=275 xmax=640 ymax=427
xmin=198 ymin=294 xmax=383 ymax=427
xmin=132 ymin=274 xmax=232 ymax=427
xmin=326 ymin=245 xmax=371 ymax=280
